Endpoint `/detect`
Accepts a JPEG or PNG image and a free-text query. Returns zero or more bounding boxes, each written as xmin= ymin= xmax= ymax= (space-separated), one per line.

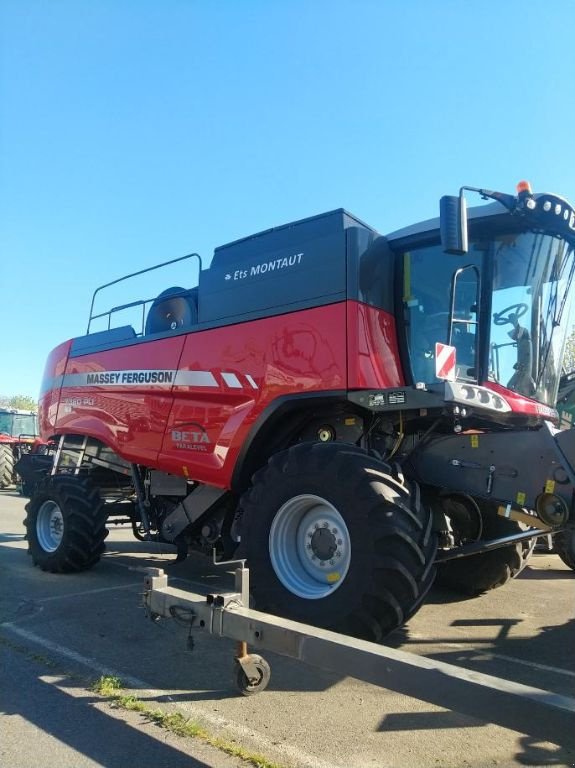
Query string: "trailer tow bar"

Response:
xmin=142 ymin=564 xmax=575 ymax=740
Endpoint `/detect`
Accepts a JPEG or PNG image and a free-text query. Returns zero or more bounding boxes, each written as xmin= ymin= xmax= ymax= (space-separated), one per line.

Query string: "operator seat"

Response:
xmin=145 ymin=286 xmax=198 ymax=335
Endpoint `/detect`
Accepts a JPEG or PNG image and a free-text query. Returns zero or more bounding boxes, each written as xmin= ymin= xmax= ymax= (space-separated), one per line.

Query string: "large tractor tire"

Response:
xmin=25 ymin=475 xmax=109 ymax=573
xmin=554 ymin=530 xmax=575 ymax=570
xmin=436 ymin=511 xmax=534 ymax=595
xmin=0 ymin=444 xmax=15 ymax=489
xmin=240 ymin=442 xmax=436 ymax=641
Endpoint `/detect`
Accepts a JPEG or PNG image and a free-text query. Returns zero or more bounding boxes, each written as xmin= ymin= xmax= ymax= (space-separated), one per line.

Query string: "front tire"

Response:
xmin=25 ymin=476 xmax=109 ymax=572
xmin=436 ymin=510 xmax=534 ymax=595
xmin=240 ymin=443 xmax=436 ymax=641
xmin=0 ymin=444 xmax=15 ymax=489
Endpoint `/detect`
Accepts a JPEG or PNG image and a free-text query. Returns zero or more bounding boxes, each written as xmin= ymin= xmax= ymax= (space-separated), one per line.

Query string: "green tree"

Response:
xmin=0 ymin=395 xmax=38 ymax=412
xmin=563 ymin=328 xmax=575 ymax=374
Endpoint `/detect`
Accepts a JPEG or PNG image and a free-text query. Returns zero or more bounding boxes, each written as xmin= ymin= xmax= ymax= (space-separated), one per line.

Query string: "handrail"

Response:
xmin=87 ymin=253 xmax=202 ymax=334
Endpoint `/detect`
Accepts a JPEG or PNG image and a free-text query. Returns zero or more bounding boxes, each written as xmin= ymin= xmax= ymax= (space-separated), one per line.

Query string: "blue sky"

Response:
xmin=1 ymin=0 xmax=574 ymax=398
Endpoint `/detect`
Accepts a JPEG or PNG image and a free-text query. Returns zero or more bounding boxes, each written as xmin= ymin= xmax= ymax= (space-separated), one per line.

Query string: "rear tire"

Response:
xmin=0 ymin=444 xmax=15 ymax=489
xmin=554 ymin=530 xmax=575 ymax=570
xmin=25 ymin=475 xmax=109 ymax=572
xmin=437 ymin=511 xmax=534 ymax=595
xmin=240 ymin=442 xmax=436 ymax=641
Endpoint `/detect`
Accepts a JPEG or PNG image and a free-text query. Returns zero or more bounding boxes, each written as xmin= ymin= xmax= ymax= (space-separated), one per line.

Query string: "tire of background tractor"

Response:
xmin=554 ymin=530 xmax=575 ymax=570
xmin=436 ymin=511 xmax=534 ymax=595
xmin=24 ymin=475 xmax=109 ymax=573
xmin=240 ymin=442 xmax=437 ymax=641
xmin=0 ymin=444 xmax=15 ymax=489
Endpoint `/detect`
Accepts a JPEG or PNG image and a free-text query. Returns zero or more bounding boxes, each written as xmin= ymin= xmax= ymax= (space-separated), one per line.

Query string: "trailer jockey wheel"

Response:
xmin=240 ymin=442 xmax=436 ymax=642
xmin=234 ymin=653 xmax=271 ymax=696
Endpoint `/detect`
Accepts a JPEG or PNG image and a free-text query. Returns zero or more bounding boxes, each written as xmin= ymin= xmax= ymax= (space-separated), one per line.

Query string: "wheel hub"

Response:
xmin=36 ymin=500 xmax=64 ymax=553
xmin=269 ymin=494 xmax=351 ymax=599
xmin=309 ymin=526 xmax=338 ymax=561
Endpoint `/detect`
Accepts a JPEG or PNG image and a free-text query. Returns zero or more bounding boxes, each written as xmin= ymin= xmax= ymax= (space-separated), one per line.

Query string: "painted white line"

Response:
xmin=103 ymin=559 xmax=223 ymax=593
xmin=435 ymin=642 xmax=575 ymax=680
xmin=2 ymin=624 xmax=342 ymax=768
xmin=473 ymin=650 xmax=575 ymax=680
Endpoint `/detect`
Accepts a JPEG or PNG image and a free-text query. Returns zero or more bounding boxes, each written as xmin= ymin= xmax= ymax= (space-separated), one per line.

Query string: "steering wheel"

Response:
xmin=493 ymin=302 xmax=528 ymax=326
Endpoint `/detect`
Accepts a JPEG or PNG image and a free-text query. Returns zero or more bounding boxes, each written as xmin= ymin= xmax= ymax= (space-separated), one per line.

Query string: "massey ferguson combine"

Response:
xmin=22 ymin=181 xmax=575 ymax=640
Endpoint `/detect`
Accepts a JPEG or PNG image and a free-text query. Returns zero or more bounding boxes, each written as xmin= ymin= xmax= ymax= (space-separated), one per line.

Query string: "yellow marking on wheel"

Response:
xmin=327 ymin=572 xmax=340 ymax=583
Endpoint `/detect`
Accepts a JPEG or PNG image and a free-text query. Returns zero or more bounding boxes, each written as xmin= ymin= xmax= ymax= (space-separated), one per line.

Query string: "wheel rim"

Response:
xmin=269 ymin=494 xmax=351 ymax=599
xmin=36 ymin=500 xmax=64 ymax=552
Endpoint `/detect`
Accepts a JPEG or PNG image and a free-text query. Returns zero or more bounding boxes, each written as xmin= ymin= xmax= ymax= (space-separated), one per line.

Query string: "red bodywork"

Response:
xmin=39 ymin=302 xmax=404 ymax=488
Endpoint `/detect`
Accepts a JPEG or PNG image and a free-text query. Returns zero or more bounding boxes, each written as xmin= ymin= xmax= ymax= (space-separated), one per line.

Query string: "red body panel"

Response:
xmin=346 ymin=302 xmax=404 ymax=389
xmin=38 ymin=299 xmax=549 ymax=489
xmin=38 ymin=340 xmax=72 ymax=436
xmin=483 ymin=381 xmax=559 ymax=421
xmin=39 ymin=303 xmax=349 ymax=487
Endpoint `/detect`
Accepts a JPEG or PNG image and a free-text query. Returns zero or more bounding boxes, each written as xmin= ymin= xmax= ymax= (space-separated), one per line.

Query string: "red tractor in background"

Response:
xmin=0 ymin=408 xmax=41 ymax=492
xmin=19 ymin=180 xmax=575 ymax=641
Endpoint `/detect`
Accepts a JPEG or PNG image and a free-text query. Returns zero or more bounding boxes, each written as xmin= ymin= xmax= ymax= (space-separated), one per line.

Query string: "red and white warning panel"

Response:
xmin=435 ymin=343 xmax=456 ymax=381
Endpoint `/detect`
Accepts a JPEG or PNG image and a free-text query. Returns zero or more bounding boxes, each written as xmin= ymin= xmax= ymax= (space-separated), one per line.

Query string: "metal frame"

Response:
xmin=142 ymin=563 xmax=575 ymax=741
xmin=87 ymin=252 xmax=202 ymax=335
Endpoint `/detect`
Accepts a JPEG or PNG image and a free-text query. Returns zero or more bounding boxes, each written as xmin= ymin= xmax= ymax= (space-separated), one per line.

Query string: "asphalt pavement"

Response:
xmin=1 ymin=489 xmax=574 ymax=768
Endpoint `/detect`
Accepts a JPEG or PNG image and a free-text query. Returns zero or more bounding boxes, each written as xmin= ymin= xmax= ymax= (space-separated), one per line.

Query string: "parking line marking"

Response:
xmin=35 ymin=582 xmax=143 ymax=602
xmin=471 ymin=651 xmax=575 ymax=679
xmin=2 ymin=624 xmax=343 ymax=768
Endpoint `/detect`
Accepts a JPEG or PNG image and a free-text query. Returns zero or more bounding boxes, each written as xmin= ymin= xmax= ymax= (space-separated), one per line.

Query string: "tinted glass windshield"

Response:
xmin=489 ymin=232 xmax=575 ymax=405
xmin=403 ymin=231 xmax=575 ymax=406
xmin=0 ymin=413 xmax=37 ymax=437
xmin=403 ymin=245 xmax=481 ymax=384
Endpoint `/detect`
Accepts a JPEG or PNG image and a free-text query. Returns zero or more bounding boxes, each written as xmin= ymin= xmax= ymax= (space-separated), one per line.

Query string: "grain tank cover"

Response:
xmin=201 ymin=209 xmax=377 ymax=324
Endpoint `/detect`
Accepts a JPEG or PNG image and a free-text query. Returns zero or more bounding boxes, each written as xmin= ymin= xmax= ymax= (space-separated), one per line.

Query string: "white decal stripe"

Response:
xmin=222 ymin=372 xmax=242 ymax=388
xmin=46 ymin=368 xmax=258 ymax=391
xmin=173 ymin=371 xmax=218 ymax=387
xmin=40 ymin=375 xmax=64 ymax=395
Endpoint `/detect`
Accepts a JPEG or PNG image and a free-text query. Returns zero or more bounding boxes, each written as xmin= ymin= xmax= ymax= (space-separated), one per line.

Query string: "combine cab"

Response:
xmin=0 ymin=409 xmax=40 ymax=491
xmin=25 ymin=181 xmax=575 ymax=640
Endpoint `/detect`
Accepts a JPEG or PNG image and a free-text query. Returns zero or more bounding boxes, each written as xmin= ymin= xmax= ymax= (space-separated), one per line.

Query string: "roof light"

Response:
xmin=516 ymin=180 xmax=533 ymax=195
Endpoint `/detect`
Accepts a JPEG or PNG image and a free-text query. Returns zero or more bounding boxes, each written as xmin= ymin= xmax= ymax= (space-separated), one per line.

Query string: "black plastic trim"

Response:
xmin=230 ymin=391 xmax=349 ymax=492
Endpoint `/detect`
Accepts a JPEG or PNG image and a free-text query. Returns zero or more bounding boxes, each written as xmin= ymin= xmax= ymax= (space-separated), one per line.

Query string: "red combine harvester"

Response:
xmin=21 ymin=181 xmax=575 ymax=640
xmin=0 ymin=408 xmax=41 ymax=492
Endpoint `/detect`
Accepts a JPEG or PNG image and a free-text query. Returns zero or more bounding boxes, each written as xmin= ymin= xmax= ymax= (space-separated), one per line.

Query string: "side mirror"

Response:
xmin=440 ymin=195 xmax=468 ymax=255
